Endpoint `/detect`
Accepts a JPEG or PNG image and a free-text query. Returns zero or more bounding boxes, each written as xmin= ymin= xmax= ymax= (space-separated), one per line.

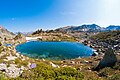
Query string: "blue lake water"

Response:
xmin=16 ymin=41 xmax=94 ymax=60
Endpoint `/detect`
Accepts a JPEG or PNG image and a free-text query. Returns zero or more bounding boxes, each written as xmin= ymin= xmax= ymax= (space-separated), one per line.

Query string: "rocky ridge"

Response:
xmin=55 ymin=24 xmax=120 ymax=33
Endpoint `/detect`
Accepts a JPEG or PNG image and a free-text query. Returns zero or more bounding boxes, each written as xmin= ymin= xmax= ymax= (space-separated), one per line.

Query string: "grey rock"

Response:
xmin=0 ymin=63 xmax=7 ymax=71
xmin=94 ymin=48 xmax=117 ymax=71
xmin=6 ymin=64 xmax=23 ymax=78
xmin=92 ymin=52 xmax=98 ymax=56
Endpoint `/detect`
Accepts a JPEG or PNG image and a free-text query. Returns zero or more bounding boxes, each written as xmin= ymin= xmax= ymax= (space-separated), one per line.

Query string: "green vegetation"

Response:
xmin=13 ymin=62 xmax=84 ymax=80
xmin=14 ymin=58 xmax=28 ymax=67
xmin=0 ymin=75 xmax=7 ymax=80
xmin=0 ymin=42 xmax=2 ymax=46
xmin=91 ymin=30 xmax=120 ymax=43
xmin=113 ymin=62 xmax=120 ymax=70
xmin=98 ymin=67 xmax=114 ymax=77
xmin=0 ymin=46 xmax=4 ymax=53
xmin=108 ymin=74 xmax=120 ymax=80
xmin=97 ymin=64 xmax=120 ymax=80
xmin=0 ymin=55 xmax=119 ymax=80
xmin=31 ymin=29 xmax=77 ymax=42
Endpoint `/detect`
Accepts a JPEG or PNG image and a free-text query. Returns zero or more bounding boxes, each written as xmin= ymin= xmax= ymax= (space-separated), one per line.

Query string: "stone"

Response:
xmin=50 ymin=62 xmax=60 ymax=68
xmin=28 ymin=63 xmax=31 ymax=68
xmin=94 ymin=48 xmax=117 ymax=71
xmin=0 ymin=63 xmax=7 ymax=71
xmin=16 ymin=53 xmax=20 ymax=57
xmin=83 ymin=60 xmax=89 ymax=63
xmin=70 ymin=61 xmax=75 ymax=64
xmin=75 ymin=61 xmax=81 ymax=65
xmin=77 ymin=67 xmax=82 ymax=71
xmin=92 ymin=52 xmax=98 ymax=56
xmin=6 ymin=55 xmax=17 ymax=61
xmin=62 ymin=65 xmax=67 ymax=67
xmin=6 ymin=64 xmax=22 ymax=78
xmin=42 ymin=59 xmax=45 ymax=61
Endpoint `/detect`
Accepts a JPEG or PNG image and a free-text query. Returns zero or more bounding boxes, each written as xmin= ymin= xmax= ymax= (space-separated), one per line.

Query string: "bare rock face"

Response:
xmin=94 ymin=48 xmax=117 ymax=71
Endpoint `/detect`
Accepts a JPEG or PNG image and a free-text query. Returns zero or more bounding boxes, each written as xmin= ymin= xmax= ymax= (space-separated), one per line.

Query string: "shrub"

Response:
xmin=113 ymin=62 xmax=120 ymax=70
xmin=0 ymin=42 xmax=2 ymax=46
xmin=98 ymin=67 xmax=114 ymax=77
xmin=19 ymin=62 xmax=84 ymax=80
xmin=56 ymin=75 xmax=76 ymax=80
xmin=109 ymin=74 xmax=120 ymax=80
xmin=14 ymin=58 xmax=21 ymax=64
xmin=0 ymin=75 xmax=7 ymax=80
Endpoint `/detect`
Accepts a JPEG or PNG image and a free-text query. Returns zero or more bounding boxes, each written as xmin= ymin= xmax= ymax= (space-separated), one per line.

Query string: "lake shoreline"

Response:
xmin=16 ymin=41 xmax=94 ymax=60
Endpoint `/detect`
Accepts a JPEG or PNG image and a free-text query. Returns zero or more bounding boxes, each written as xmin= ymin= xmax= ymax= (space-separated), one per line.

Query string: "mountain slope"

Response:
xmin=55 ymin=24 xmax=120 ymax=33
xmin=0 ymin=26 xmax=15 ymax=40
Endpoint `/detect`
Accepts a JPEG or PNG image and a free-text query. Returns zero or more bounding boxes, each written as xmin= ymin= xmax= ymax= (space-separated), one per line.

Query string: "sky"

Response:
xmin=0 ymin=0 xmax=120 ymax=32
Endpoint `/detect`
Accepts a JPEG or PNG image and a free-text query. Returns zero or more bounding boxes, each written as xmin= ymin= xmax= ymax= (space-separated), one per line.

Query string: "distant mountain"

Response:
xmin=55 ymin=24 xmax=102 ymax=32
xmin=55 ymin=24 xmax=120 ymax=33
xmin=73 ymin=24 xmax=101 ymax=32
xmin=105 ymin=25 xmax=120 ymax=31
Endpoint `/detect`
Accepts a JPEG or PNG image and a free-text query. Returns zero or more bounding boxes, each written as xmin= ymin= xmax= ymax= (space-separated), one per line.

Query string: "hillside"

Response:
xmin=91 ymin=30 xmax=120 ymax=43
xmin=0 ymin=26 xmax=15 ymax=41
xmin=83 ymin=30 xmax=120 ymax=55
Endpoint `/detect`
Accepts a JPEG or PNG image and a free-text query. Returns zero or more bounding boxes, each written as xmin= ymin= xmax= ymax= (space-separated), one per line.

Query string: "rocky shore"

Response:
xmin=82 ymin=31 xmax=120 ymax=56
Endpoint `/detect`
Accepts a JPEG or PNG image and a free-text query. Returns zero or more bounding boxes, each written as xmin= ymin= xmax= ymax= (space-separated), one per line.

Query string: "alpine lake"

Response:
xmin=16 ymin=41 xmax=94 ymax=60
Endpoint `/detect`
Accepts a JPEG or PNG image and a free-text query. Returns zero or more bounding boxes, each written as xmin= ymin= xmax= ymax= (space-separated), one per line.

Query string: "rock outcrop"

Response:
xmin=94 ymin=48 xmax=117 ymax=71
xmin=14 ymin=33 xmax=26 ymax=42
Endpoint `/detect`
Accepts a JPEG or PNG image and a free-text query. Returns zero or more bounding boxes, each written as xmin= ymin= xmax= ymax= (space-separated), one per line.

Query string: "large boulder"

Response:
xmin=94 ymin=48 xmax=117 ymax=71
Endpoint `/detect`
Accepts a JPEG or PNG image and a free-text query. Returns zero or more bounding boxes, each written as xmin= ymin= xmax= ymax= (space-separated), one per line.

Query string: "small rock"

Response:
xmin=83 ymin=60 xmax=89 ymax=63
xmin=92 ymin=52 xmax=99 ymax=56
xmin=50 ymin=62 xmax=60 ymax=68
xmin=6 ymin=64 xmax=23 ymax=78
xmin=6 ymin=55 xmax=17 ymax=61
xmin=0 ymin=63 xmax=7 ymax=71
xmin=62 ymin=65 xmax=67 ymax=67
xmin=70 ymin=61 xmax=75 ymax=64
xmin=42 ymin=59 xmax=45 ymax=61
